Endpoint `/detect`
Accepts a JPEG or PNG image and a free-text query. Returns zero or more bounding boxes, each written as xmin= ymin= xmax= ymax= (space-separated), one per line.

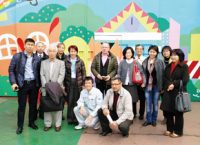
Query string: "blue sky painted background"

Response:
xmin=1 ymin=0 xmax=200 ymax=34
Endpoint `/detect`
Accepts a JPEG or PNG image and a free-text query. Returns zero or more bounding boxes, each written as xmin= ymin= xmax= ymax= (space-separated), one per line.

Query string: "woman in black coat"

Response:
xmin=160 ymin=49 xmax=189 ymax=138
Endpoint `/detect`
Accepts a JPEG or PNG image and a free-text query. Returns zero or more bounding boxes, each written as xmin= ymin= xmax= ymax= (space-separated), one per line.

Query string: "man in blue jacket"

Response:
xmin=9 ymin=38 xmax=40 ymax=134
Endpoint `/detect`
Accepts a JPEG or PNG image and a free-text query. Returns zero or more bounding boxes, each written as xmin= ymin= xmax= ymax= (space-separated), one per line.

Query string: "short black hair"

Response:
xmin=111 ymin=77 xmax=122 ymax=83
xmin=172 ymin=49 xmax=185 ymax=62
xmin=101 ymin=42 xmax=114 ymax=49
xmin=135 ymin=44 xmax=144 ymax=50
xmin=122 ymin=47 xmax=134 ymax=59
xmin=161 ymin=45 xmax=172 ymax=56
xmin=148 ymin=45 xmax=159 ymax=57
xmin=84 ymin=76 xmax=94 ymax=84
xmin=25 ymin=38 xmax=35 ymax=44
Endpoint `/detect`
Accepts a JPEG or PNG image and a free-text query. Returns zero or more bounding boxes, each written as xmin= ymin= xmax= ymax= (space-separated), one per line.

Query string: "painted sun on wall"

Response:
xmin=0 ymin=0 xmax=199 ymax=101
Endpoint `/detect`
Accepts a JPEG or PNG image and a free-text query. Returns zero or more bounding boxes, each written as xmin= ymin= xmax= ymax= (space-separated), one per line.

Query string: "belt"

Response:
xmin=24 ymin=80 xmax=35 ymax=84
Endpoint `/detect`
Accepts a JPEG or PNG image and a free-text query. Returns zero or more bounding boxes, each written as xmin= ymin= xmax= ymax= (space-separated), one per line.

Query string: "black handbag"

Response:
xmin=175 ymin=80 xmax=191 ymax=112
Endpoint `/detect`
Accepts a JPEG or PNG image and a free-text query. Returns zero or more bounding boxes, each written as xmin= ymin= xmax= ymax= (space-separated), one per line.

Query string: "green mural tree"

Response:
xmin=20 ymin=4 xmax=66 ymax=22
xmin=0 ymin=76 xmax=16 ymax=96
xmin=148 ymin=13 xmax=169 ymax=32
xmin=60 ymin=26 xmax=94 ymax=43
xmin=187 ymin=80 xmax=200 ymax=102
xmin=53 ymin=4 xmax=105 ymax=32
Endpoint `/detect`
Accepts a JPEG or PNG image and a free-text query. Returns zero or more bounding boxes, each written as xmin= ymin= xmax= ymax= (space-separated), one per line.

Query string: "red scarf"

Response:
xmin=170 ymin=62 xmax=178 ymax=75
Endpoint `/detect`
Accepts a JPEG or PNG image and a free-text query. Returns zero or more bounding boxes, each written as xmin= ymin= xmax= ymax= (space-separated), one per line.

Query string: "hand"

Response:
xmin=11 ymin=84 xmax=19 ymax=91
xmin=104 ymin=75 xmax=111 ymax=81
xmin=109 ymin=121 xmax=118 ymax=131
xmin=85 ymin=115 xmax=93 ymax=126
xmin=97 ymin=74 xmax=103 ymax=80
xmin=141 ymin=83 xmax=145 ymax=88
xmin=80 ymin=106 xmax=86 ymax=116
xmin=167 ymin=84 xmax=174 ymax=91
xmin=103 ymin=108 xmax=110 ymax=116
xmin=160 ymin=90 xmax=164 ymax=95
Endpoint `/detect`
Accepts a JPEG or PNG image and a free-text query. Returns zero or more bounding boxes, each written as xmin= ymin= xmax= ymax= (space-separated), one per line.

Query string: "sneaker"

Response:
xmin=74 ymin=124 xmax=86 ymax=130
xmin=93 ymin=122 xmax=100 ymax=130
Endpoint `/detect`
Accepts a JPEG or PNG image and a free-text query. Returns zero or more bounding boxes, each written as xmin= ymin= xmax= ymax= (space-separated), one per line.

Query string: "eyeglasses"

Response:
xmin=101 ymin=47 xmax=109 ymax=49
xmin=111 ymin=83 xmax=121 ymax=86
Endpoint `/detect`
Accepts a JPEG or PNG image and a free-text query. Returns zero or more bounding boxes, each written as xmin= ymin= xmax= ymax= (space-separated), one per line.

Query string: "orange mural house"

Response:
xmin=0 ymin=22 xmax=61 ymax=76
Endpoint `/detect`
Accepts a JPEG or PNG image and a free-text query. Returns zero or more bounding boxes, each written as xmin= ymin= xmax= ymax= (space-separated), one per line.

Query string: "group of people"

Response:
xmin=8 ymin=38 xmax=189 ymax=138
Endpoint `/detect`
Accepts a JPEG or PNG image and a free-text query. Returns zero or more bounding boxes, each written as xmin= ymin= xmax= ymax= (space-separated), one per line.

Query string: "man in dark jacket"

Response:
xmin=9 ymin=38 xmax=40 ymax=134
xmin=56 ymin=42 xmax=66 ymax=61
xmin=35 ymin=41 xmax=49 ymax=119
xmin=91 ymin=42 xmax=118 ymax=96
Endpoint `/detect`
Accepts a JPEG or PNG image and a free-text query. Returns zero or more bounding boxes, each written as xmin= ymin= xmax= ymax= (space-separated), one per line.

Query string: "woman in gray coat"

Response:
xmin=118 ymin=47 xmax=146 ymax=118
xmin=142 ymin=45 xmax=165 ymax=127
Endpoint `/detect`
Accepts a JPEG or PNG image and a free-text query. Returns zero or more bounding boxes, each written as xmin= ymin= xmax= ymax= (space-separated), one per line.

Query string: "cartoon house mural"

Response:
xmin=95 ymin=2 xmax=180 ymax=56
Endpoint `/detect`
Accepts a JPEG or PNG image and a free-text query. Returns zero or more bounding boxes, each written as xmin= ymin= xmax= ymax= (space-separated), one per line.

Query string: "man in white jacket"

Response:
xmin=98 ymin=77 xmax=133 ymax=137
xmin=74 ymin=76 xmax=103 ymax=130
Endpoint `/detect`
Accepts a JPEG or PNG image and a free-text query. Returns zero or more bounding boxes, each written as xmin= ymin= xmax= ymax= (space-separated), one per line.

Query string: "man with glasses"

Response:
xmin=98 ymin=77 xmax=133 ymax=137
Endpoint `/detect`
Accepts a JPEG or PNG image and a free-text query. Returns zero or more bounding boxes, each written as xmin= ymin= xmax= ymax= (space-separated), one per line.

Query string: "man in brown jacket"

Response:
xmin=91 ymin=42 xmax=118 ymax=96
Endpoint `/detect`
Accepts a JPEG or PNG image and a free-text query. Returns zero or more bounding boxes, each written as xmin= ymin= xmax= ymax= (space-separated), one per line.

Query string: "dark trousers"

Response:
xmin=137 ymin=86 xmax=145 ymax=116
xmin=98 ymin=109 xmax=132 ymax=136
xmin=67 ymin=79 xmax=80 ymax=123
xmin=165 ymin=111 xmax=184 ymax=135
xmin=17 ymin=80 xmax=38 ymax=127
xmin=96 ymin=81 xmax=111 ymax=97
xmin=133 ymin=103 xmax=137 ymax=116
xmin=37 ymin=90 xmax=44 ymax=119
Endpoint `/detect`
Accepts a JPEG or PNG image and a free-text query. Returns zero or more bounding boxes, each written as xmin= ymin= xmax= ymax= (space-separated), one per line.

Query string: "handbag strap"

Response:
xmin=133 ymin=60 xmax=137 ymax=72
xmin=179 ymin=80 xmax=183 ymax=93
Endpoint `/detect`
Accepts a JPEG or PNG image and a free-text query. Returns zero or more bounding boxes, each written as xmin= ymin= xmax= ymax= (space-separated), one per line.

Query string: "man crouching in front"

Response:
xmin=98 ymin=77 xmax=133 ymax=137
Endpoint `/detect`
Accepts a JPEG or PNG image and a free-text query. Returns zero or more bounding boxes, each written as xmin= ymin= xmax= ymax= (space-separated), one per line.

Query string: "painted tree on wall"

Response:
xmin=20 ymin=4 xmax=66 ymax=22
xmin=60 ymin=25 xmax=94 ymax=43
xmin=148 ymin=12 xmax=169 ymax=32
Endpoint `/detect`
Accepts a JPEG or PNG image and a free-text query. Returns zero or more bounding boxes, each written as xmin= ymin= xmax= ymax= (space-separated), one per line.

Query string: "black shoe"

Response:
xmin=134 ymin=114 xmax=137 ymax=119
xmin=16 ymin=127 xmax=23 ymax=134
xmin=28 ymin=123 xmax=38 ymax=130
xmin=62 ymin=116 xmax=65 ymax=120
xmin=152 ymin=122 xmax=157 ymax=127
xmin=39 ymin=115 xmax=44 ymax=119
xmin=99 ymin=130 xmax=112 ymax=136
xmin=68 ymin=121 xmax=73 ymax=125
xmin=73 ymin=121 xmax=78 ymax=125
xmin=139 ymin=116 xmax=144 ymax=120
xmin=142 ymin=122 xmax=151 ymax=126
xmin=122 ymin=134 xmax=129 ymax=137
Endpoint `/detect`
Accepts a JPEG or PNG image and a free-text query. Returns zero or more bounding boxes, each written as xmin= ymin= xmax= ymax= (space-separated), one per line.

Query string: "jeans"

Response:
xmin=145 ymin=86 xmax=159 ymax=123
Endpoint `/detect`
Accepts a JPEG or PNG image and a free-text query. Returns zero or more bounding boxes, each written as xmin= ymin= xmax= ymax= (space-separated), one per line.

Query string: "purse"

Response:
xmin=175 ymin=80 xmax=191 ymax=113
xmin=132 ymin=60 xmax=143 ymax=85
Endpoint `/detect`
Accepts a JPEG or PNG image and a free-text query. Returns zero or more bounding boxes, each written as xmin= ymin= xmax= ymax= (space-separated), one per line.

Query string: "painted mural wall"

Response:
xmin=0 ymin=0 xmax=199 ymax=101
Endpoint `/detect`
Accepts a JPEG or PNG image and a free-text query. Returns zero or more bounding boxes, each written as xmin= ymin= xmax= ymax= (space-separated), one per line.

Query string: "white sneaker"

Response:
xmin=75 ymin=124 xmax=86 ymax=130
xmin=93 ymin=122 xmax=100 ymax=130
